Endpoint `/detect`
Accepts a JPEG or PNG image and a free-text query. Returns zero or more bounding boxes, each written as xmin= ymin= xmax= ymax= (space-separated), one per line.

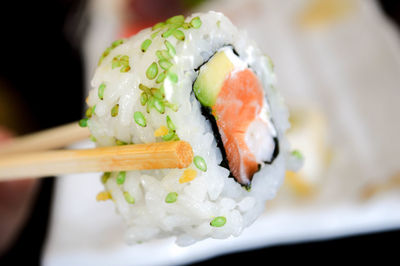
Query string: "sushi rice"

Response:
xmin=85 ymin=11 xmax=296 ymax=246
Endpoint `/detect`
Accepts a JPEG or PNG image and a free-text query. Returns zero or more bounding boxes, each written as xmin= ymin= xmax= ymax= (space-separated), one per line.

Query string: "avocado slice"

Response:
xmin=193 ymin=51 xmax=235 ymax=107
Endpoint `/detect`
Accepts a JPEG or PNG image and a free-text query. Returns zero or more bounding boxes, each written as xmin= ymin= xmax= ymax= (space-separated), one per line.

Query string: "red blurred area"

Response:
xmin=120 ymin=0 xmax=186 ymax=37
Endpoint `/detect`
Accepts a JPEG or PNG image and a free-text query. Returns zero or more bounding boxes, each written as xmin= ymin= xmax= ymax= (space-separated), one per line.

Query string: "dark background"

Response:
xmin=0 ymin=0 xmax=399 ymax=265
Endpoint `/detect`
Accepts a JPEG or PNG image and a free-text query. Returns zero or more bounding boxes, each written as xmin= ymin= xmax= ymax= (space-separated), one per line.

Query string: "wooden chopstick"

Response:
xmin=0 ymin=122 xmax=90 ymax=155
xmin=0 ymin=141 xmax=193 ymax=181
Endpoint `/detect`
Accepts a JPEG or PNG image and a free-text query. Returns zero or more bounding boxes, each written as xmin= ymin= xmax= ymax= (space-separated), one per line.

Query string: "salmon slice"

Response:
xmin=212 ymin=69 xmax=267 ymax=185
xmin=193 ymin=47 xmax=278 ymax=185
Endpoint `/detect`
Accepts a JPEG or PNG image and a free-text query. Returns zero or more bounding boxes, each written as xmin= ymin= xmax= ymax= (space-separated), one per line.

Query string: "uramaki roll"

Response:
xmin=84 ymin=11 xmax=295 ymax=246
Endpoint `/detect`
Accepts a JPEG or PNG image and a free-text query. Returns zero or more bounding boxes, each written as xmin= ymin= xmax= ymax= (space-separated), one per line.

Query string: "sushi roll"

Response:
xmin=84 ymin=11 xmax=295 ymax=245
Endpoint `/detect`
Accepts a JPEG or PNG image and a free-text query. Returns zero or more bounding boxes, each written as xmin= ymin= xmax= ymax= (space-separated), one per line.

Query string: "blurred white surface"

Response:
xmin=43 ymin=0 xmax=400 ymax=265
xmin=43 ymin=153 xmax=400 ymax=265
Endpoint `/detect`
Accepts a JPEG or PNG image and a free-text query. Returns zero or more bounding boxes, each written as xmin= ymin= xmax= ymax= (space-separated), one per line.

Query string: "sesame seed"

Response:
xmin=111 ymin=104 xmax=119 ymax=117
xmin=152 ymin=22 xmax=165 ymax=31
xmin=190 ymin=17 xmax=202 ymax=29
xmin=78 ymin=118 xmax=88 ymax=128
xmin=164 ymin=40 xmax=176 ymax=56
xmin=166 ymin=15 xmax=184 ymax=25
xmin=146 ymin=62 xmax=158 ymax=80
xmin=141 ymin=39 xmax=152 ymax=52
xmin=161 ymin=130 xmax=175 ymax=141
xmin=123 ymin=191 xmax=135 ymax=204
xmin=140 ymin=92 xmax=148 ymax=106
xmin=111 ymin=39 xmax=124 ymax=48
xmin=166 ymin=115 xmax=175 ymax=131
xmin=210 ymin=216 xmax=226 ymax=227
xmin=194 ymin=156 xmax=207 ymax=172
xmin=153 ymin=98 xmax=165 ymax=114
xmin=291 ymin=150 xmax=304 ymax=160
xmin=168 ymin=72 xmax=178 ymax=83
xmin=172 ymin=29 xmax=185 ymax=41
xmin=116 ymin=139 xmax=127 ymax=145
xmin=116 ymin=171 xmax=126 ymax=185
xmin=162 ymin=25 xmax=179 ymax=38
xmin=101 ymin=172 xmax=111 ymax=184
xmin=159 ymin=59 xmax=172 ymax=70
xmin=134 ymin=111 xmax=147 ymax=127
xmin=156 ymin=71 xmax=167 ymax=84
xmin=165 ymin=192 xmax=178 ymax=203
xmin=98 ymin=83 xmax=106 ymax=100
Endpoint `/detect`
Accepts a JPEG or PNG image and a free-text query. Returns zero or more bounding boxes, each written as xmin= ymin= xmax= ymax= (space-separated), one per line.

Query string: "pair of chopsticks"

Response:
xmin=0 ymin=122 xmax=193 ymax=181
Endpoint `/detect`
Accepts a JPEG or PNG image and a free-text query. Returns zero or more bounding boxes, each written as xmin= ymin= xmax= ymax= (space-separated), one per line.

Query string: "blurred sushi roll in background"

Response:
xmin=275 ymin=107 xmax=332 ymax=202
xmin=84 ymin=11 xmax=298 ymax=245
